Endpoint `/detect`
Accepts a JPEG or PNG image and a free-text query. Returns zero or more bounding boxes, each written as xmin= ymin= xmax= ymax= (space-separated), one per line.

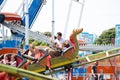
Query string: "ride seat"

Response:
xmin=15 ymin=55 xmax=26 ymax=67
xmin=54 ymin=40 xmax=74 ymax=56
xmin=61 ymin=46 xmax=74 ymax=55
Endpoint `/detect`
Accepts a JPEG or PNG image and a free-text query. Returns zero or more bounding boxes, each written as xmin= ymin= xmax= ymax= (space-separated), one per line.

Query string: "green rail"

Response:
xmin=46 ymin=47 xmax=120 ymax=74
xmin=0 ymin=64 xmax=57 ymax=80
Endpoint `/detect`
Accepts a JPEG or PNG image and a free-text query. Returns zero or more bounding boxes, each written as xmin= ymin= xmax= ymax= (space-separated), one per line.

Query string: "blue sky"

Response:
xmin=1 ymin=0 xmax=120 ymax=39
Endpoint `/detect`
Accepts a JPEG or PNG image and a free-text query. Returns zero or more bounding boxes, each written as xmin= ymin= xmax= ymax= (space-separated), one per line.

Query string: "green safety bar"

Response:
xmin=0 ymin=64 xmax=57 ymax=80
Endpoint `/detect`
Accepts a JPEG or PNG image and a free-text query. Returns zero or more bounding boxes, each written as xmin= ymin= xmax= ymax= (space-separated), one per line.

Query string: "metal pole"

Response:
xmin=52 ymin=0 xmax=55 ymax=40
xmin=77 ymin=0 xmax=85 ymax=28
xmin=5 ymin=29 xmax=7 ymax=39
xmin=2 ymin=25 xmax=5 ymax=43
xmin=63 ymin=0 xmax=73 ymax=39
xmin=24 ymin=0 xmax=29 ymax=50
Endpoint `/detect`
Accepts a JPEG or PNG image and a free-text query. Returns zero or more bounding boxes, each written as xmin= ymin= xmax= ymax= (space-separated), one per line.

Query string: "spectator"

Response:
xmin=91 ymin=61 xmax=98 ymax=80
xmin=99 ymin=69 xmax=104 ymax=80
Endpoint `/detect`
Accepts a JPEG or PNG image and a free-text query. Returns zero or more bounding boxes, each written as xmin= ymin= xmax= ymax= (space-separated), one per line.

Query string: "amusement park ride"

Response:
xmin=0 ymin=0 xmax=120 ymax=80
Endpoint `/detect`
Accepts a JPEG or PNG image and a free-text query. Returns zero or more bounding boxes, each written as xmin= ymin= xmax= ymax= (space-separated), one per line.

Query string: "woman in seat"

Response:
xmin=9 ymin=55 xmax=17 ymax=67
xmin=0 ymin=54 xmax=9 ymax=65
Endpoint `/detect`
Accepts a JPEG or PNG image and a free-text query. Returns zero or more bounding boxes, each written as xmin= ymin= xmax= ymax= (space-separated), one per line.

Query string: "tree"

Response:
xmin=28 ymin=31 xmax=51 ymax=46
xmin=29 ymin=37 xmax=34 ymax=44
xmin=43 ymin=32 xmax=52 ymax=37
xmin=94 ymin=28 xmax=115 ymax=44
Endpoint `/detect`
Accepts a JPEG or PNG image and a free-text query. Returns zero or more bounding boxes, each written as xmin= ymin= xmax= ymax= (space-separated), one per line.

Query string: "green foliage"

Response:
xmin=43 ymin=32 xmax=52 ymax=37
xmin=40 ymin=42 xmax=49 ymax=46
xmin=28 ymin=31 xmax=51 ymax=46
xmin=29 ymin=38 xmax=49 ymax=46
xmin=29 ymin=37 xmax=34 ymax=44
xmin=32 ymin=40 xmax=41 ymax=46
xmin=94 ymin=28 xmax=115 ymax=44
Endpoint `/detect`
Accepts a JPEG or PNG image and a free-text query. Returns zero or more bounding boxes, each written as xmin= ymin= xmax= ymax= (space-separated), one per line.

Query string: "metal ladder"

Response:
xmin=2 ymin=22 xmax=51 ymax=45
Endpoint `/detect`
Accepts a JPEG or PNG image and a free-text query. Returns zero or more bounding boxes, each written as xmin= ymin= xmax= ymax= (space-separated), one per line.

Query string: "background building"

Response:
xmin=78 ymin=32 xmax=96 ymax=56
xmin=115 ymin=24 xmax=120 ymax=45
